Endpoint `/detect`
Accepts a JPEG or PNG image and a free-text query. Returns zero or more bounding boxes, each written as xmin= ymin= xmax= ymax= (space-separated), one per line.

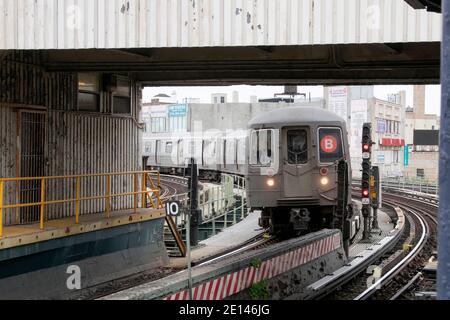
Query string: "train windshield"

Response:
xmin=250 ymin=129 xmax=274 ymax=166
xmin=318 ymin=127 xmax=344 ymax=163
xmin=287 ymin=129 xmax=308 ymax=164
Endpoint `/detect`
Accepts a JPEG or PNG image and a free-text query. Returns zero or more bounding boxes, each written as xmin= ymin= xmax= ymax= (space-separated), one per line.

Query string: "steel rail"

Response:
xmin=389 ymin=272 xmax=423 ymax=300
xmin=307 ymin=200 xmax=405 ymax=300
xmin=354 ymin=205 xmax=429 ymax=300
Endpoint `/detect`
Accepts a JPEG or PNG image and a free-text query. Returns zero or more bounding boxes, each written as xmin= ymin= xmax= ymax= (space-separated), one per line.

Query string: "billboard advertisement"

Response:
xmin=328 ymin=86 xmax=348 ymax=122
xmin=376 ymin=119 xmax=386 ymax=133
xmin=349 ymin=99 xmax=368 ymax=158
xmin=168 ymin=104 xmax=188 ymax=117
xmin=404 ymin=145 xmax=409 ymax=166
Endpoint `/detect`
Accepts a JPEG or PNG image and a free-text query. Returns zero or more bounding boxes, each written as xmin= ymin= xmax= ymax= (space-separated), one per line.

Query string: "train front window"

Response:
xmin=318 ymin=128 xmax=344 ymax=163
xmin=287 ymin=130 xmax=308 ymax=164
xmin=250 ymin=129 xmax=274 ymax=166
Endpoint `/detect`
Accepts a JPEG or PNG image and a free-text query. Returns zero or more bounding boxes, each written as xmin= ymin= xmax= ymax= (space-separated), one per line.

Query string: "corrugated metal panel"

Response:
xmin=0 ymin=51 xmax=75 ymax=109
xmin=0 ymin=105 xmax=18 ymax=225
xmin=0 ymin=109 xmax=141 ymax=223
xmin=1 ymin=52 xmax=143 ymax=223
xmin=45 ymin=113 xmax=140 ymax=218
xmin=0 ymin=0 xmax=442 ymax=50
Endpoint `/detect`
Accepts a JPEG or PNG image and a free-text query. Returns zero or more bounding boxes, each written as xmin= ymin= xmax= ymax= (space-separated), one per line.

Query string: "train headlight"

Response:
xmin=266 ymin=178 xmax=275 ymax=187
xmin=320 ymin=177 xmax=329 ymax=186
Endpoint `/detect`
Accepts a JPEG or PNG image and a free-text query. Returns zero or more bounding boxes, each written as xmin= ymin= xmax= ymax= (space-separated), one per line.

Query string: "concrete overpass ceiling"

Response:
xmin=0 ymin=0 xmax=441 ymax=50
xmin=41 ymin=42 xmax=440 ymax=85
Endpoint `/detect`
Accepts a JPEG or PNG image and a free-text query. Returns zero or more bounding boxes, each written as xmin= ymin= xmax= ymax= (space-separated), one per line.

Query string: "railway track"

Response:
xmin=319 ymin=189 xmax=438 ymax=300
xmin=81 ymin=181 xmax=438 ymax=300
xmin=159 ymin=175 xmax=189 ymax=200
xmin=369 ymin=194 xmax=438 ymax=300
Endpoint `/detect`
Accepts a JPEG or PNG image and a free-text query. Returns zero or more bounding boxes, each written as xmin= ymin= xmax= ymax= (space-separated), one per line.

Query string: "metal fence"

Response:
xmin=353 ymin=176 xmax=439 ymax=196
xmin=0 ymin=171 xmax=162 ymax=238
xmin=168 ymin=174 xmax=248 ymax=240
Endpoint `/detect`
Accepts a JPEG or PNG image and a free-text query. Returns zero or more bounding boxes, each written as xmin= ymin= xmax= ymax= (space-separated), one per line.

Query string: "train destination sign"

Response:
xmin=320 ymin=135 xmax=338 ymax=153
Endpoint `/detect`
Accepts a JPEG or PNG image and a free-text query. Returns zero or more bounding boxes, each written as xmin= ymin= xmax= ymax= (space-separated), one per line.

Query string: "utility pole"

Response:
xmin=186 ymin=158 xmax=201 ymax=246
xmin=185 ymin=157 xmax=202 ymax=299
xmin=361 ymin=123 xmax=372 ymax=240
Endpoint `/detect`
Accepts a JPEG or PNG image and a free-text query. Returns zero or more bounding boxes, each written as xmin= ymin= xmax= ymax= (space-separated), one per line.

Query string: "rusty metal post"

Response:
xmin=134 ymin=173 xmax=138 ymax=212
xmin=75 ymin=176 xmax=80 ymax=224
xmin=0 ymin=180 xmax=4 ymax=237
xmin=106 ymin=175 xmax=111 ymax=218
xmin=39 ymin=178 xmax=45 ymax=230
xmin=141 ymin=172 xmax=147 ymax=208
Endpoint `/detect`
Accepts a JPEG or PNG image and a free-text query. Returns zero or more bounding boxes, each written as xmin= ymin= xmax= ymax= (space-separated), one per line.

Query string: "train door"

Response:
xmin=225 ymin=138 xmax=236 ymax=172
xmin=222 ymin=139 xmax=227 ymax=170
xmin=144 ymin=139 xmax=156 ymax=165
xmin=177 ymin=139 xmax=184 ymax=166
xmin=282 ymin=127 xmax=314 ymax=198
xmin=17 ymin=110 xmax=46 ymax=223
xmin=156 ymin=140 xmax=161 ymax=164
xmin=236 ymin=136 xmax=247 ymax=174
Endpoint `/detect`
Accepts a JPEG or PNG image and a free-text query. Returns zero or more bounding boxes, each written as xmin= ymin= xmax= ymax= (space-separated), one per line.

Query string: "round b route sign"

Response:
xmin=320 ymin=135 xmax=338 ymax=153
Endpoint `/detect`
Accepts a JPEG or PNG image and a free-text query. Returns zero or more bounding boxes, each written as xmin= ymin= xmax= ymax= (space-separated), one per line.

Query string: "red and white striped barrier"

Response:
xmin=163 ymin=233 xmax=341 ymax=300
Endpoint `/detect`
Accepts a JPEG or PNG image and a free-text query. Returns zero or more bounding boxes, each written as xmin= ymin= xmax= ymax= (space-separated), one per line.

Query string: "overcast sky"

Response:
xmin=143 ymin=85 xmax=442 ymax=115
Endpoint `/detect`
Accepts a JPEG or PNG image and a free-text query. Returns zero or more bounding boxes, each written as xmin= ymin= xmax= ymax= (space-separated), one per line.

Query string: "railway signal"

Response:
xmin=361 ymin=123 xmax=372 ymax=240
xmin=371 ymin=167 xmax=380 ymax=230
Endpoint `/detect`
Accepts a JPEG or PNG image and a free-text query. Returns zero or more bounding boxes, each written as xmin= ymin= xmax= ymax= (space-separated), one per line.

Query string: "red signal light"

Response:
xmin=362 ymin=189 xmax=369 ymax=197
xmin=363 ymin=144 xmax=370 ymax=151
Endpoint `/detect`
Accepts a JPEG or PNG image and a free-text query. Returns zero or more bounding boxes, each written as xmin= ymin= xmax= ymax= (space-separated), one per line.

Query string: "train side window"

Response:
xmin=287 ymin=130 xmax=308 ymax=164
xmin=250 ymin=129 xmax=273 ymax=166
xmin=318 ymin=127 xmax=344 ymax=163
xmin=165 ymin=142 xmax=173 ymax=153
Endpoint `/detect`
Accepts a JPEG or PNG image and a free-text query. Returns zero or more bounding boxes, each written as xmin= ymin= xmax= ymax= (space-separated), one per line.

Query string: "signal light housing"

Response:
xmin=363 ymin=143 xmax=370 ymax=152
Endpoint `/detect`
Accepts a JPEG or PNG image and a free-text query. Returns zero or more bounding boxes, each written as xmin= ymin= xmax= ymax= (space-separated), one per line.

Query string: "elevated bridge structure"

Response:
xmin=0 ymin=0 xmax=448 ymax=299
xmin=0 ymin=0 xmax=442 ymax=85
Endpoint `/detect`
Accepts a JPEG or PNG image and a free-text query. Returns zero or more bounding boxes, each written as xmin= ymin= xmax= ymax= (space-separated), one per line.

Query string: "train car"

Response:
xmin=219 ymin=130 xmax=248 ymax=176
xmin=143 ymin=132 xmax=247 ymax=179
xmin=246 ymin=107 xmax=354 ymax=239
xmin=143 ymin=107 xmax=357 ymax=244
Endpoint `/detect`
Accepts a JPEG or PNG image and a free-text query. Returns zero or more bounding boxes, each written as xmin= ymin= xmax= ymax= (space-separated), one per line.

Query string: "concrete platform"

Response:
xmin=0 ymin=208 xmax=165 ymax=250
xmin=349 ymin=203 xmax=396 ymax=258
xmin=170 ymin=210 xmax=263 ymax=268
xmin=0 ymin=214 xmax=168 ymax=299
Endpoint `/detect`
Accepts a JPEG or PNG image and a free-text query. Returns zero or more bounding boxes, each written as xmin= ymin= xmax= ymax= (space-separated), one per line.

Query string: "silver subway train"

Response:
xmin=143 ymin=107 xmax=357 ymax=241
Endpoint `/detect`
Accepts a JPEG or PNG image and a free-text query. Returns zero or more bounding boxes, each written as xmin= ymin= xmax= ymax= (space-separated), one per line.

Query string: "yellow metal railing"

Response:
xmin=0 ymin=171 xmax=163 ymax=238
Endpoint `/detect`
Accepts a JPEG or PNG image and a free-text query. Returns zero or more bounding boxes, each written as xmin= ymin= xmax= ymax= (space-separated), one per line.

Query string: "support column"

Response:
xmin=439 ymin=1 xmax=450 ymax=300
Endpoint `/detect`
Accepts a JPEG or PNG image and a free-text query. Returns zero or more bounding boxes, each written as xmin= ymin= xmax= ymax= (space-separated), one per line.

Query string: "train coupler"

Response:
xmin=289 ymin=208 xmax=311 ymax=232
xmin=258 ymin=217 xmax=271 ymax=229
